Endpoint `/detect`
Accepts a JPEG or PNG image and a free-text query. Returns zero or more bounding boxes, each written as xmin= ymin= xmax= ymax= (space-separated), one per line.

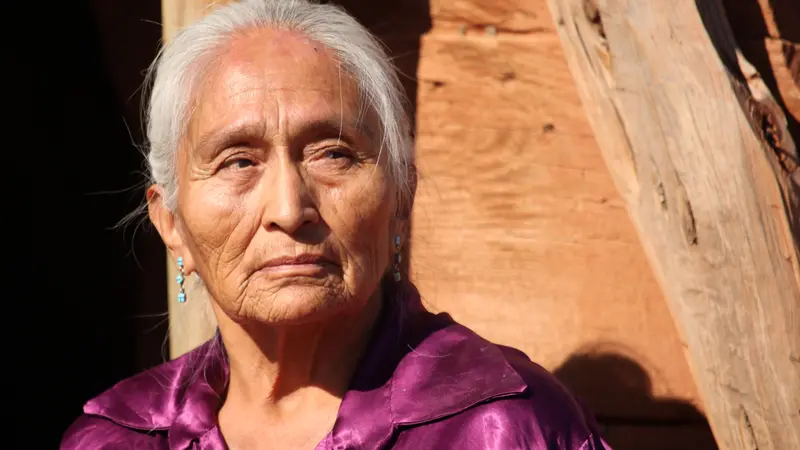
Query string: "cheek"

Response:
xmin=179 ymin=179 xmax=261 ymax=278
xmin=325 ymin=175 xmax=394 ymax=283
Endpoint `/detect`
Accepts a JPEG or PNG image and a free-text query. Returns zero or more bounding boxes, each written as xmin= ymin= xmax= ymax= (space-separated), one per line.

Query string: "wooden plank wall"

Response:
xmin=161 ymin=1 xmax=724 ymax=447
xmin=409 ymin=1 xmax=716 ymax=448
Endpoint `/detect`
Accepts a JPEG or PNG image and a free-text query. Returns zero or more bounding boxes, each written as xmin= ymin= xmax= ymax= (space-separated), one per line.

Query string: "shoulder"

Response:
xmin=60 ymin=414 xmax=166 ymax=449
xmin=395 ymin=309 xmax=608 ymax=449
xmin=500 ymin=345 xmax=590 ymax=419
xmin=496 ymin=345 xmax=608 ymax=449
xmin=60 ymin=336 xmax=226 ymax=449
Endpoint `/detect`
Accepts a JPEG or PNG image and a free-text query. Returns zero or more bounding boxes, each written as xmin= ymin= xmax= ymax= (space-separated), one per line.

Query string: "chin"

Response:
xmin=230 ymin=282 xmax=366 ymax=327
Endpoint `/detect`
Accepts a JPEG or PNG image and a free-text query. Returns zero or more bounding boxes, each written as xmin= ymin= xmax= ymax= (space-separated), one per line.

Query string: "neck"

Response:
xmin=214 ymin=289 xmax=383 ymax=416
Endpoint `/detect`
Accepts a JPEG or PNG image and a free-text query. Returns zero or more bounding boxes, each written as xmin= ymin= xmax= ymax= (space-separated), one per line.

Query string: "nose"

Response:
xmin=262 ymin=159 xmax=319 ymax=235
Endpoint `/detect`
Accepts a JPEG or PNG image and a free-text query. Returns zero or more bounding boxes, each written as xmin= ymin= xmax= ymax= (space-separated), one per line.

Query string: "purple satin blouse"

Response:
xmin=62 ymin=284 xmax=610 ymax=449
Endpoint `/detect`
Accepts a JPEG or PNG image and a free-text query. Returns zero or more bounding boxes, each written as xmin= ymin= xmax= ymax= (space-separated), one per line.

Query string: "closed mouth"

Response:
xmin=258 ymin=254 xmax=339 ymax=275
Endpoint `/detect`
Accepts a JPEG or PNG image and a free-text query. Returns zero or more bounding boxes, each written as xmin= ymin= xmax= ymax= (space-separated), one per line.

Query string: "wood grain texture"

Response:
xmin=544 ymin=0 xmax=800 ymax=447
xmin=430 ymin=0 xmax=554 ymax=33
xmin=161 ymin=0 xmax=226 ymax=358
xmin=411 ymin=30 xmax=706 ymax=420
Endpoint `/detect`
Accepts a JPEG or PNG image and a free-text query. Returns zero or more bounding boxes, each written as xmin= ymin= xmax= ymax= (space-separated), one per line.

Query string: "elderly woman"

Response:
xmin=62 ymin=1 xmax=608 ymax=449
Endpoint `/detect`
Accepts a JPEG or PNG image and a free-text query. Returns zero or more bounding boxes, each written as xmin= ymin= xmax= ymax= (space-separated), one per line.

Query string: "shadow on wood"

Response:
xmin=334 ymin=0 xmax=432 ymax=131
xmin=553 ymin=350 xmax=718 ymax=450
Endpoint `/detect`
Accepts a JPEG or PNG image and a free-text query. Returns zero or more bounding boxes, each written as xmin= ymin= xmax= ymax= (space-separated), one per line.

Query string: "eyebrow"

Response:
xmin=193 ymin=120 xmax=267 ymax=158
xmin=193 ymin=116 xmax=372 ymax=157
xmin=295 ymin=118 xmax=361 ymax=144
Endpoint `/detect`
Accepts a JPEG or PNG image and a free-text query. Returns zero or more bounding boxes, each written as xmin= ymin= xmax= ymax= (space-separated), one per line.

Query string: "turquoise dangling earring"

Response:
xmin=176 ymin=257 xmax=187 ymax=303
xmin=393 ymin=235 xmax=402 ymax=282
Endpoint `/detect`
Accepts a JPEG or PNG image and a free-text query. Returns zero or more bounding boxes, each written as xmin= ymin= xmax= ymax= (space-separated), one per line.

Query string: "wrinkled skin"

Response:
xmin=148 ymin=28 xmax=405 ymax=327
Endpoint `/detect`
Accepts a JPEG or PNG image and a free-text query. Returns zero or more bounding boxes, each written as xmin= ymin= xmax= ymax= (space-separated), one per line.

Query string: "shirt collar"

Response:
xmin=83 ymin=333 xmax=228 ymax=448
xmin=83 ymin=283 xmax=527 ymax=448
xmin=330 ymin=283 xmax=527 ymax=448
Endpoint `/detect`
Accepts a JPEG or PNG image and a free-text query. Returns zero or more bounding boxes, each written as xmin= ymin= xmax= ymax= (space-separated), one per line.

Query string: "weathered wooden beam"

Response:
xmin=161 ymin=0 xmax=225 ymax=358
xmin=544 ymin=0 xmax=800 ymax=448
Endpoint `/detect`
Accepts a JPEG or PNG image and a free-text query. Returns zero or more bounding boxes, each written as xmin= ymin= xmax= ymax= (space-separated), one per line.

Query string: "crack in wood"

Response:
xmin=608 ymin=100 xmax=640 ymax=185
xmin=657 ymin=181 xmax=667 ymax=211
xmin=722 ymin=382 xmax=746 ymax=396
xmin=739 ymin=406 xmax=760 ymax=450
xmin=570 ymin=2 xmax=639 ymax=192
xmin=580 ymin=0 xmax=610 ymax=71
xmin=572 ymin=12 xmax=600 ymax=78
xmin=582 ymin=0 xmax=605 ymax=39
xmin=675 ymin=175 xmax=698 ymax=246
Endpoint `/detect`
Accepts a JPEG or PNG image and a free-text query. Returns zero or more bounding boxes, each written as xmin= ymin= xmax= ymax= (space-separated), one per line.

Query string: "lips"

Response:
xmin=262 ymin=254 xmax=333 ymax=267
xmin=257 ymin=254 xmax=338 ymax=275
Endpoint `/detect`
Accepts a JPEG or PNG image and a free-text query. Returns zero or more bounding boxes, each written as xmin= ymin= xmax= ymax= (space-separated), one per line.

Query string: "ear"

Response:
xmin=147 ymin=185 xmax=195 ymax=274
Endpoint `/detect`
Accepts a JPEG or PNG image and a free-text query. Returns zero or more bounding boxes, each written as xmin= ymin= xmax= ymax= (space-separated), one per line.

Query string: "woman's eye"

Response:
xmin=221 ymin=157 xmax=256 ymax=170
xmin=325 ymin=149 xmax=349 ymax=159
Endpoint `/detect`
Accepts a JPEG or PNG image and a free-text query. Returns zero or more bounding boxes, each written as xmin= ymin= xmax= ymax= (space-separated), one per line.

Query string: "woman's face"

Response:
xmin=152 ymin=29 xmax=399 ymax=326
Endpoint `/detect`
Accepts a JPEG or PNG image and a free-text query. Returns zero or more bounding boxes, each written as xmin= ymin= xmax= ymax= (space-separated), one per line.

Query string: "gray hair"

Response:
xmin=145 ymin=0 xmax=414 ymax=211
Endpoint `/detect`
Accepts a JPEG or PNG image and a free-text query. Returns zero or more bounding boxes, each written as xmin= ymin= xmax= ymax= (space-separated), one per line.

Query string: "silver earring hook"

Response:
xmin=393 ymin=236 xmax=402 ymax=282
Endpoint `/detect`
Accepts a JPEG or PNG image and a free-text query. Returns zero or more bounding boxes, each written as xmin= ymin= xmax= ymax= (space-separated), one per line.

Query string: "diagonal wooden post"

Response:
xmin=544 ymin=0 xmax=800 ymax=448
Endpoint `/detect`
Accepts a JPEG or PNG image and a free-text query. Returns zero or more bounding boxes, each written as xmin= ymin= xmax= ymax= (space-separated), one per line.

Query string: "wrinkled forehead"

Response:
xmin=185 ymin=28 xmax=376 ymax=146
